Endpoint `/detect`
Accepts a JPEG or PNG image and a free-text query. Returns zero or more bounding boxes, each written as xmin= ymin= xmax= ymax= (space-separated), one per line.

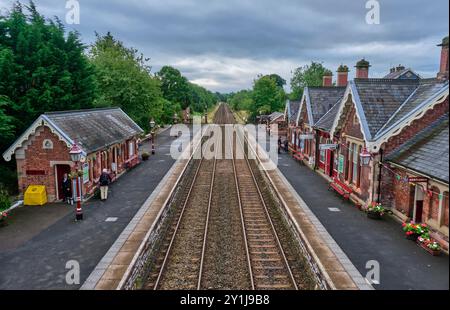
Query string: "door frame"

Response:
xmin=413 ymin=184 xmax=425 ymax=222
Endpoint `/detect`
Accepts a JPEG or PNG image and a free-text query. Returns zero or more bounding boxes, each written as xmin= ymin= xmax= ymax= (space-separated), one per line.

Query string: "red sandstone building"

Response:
xmin=2 ymin=108 xmax=143 ymax=202
xmin=328 ymin=37 xmax=449 ymax=248
xmin=285 ymin=36 xmax=449 ymax=249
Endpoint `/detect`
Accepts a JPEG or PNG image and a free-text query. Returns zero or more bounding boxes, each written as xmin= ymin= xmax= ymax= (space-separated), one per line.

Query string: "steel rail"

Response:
xmin=153 ymin=127 xmax=213 ymax=290
xmin=234 ymin=123 xmax=298 ymax=290
xmin=197 ymin=129 xmax=219 ymax=289
xmin=226 ymin=123 xmax=255 ymax=290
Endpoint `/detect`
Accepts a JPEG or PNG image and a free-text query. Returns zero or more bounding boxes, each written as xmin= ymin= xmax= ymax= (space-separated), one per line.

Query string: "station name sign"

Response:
xmin=319 ymin=144 xmax=338 ymax=150
xmin=408 ymin=176 xmax=429 ymax=183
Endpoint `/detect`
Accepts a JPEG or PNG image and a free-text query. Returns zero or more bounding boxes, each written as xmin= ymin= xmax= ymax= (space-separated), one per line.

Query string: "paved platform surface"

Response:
xmin=277 ymin=152 xmax=449 ymax=290
xmin=0 ymin=126 xmax=183 ymax=290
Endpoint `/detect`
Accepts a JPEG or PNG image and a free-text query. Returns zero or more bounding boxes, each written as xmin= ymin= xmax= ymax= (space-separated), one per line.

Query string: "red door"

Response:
xmin=415 ymin=201 xmax=424 ymax=223
xmin=56 ymin=165 xmax=71 ymax=200
xmin=328 ymin=150 xmax=334 ymax=177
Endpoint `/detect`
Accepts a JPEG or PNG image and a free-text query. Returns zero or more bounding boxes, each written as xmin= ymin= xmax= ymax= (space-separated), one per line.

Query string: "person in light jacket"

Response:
xmin=99 ymin=169 xmax=112 ymax=201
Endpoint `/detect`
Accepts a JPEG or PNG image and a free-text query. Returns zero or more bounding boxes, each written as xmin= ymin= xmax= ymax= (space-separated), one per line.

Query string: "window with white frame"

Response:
xmin=352 ymin=143 xmax=358 ymax=184
xmin=128 ymin=141 xmax=135 ymax=157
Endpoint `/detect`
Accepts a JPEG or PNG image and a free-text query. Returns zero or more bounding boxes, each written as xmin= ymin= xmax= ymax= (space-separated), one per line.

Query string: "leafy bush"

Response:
xmin=0 ymin=188 xmax=11 ymax=212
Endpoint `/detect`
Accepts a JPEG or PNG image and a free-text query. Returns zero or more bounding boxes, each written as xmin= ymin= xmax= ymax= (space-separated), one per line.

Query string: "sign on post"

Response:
xmin=299 ymin=134 xmax=314 ymax=140
xmin=319 ymin=144 xmax=338 ymax=150
xmin=338 ymin=155 xmax=345 ymax=174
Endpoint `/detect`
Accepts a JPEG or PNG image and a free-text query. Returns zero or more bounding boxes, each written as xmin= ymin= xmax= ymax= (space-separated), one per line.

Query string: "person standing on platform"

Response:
xmin=99 ymin=169 xmax=112 ymax=201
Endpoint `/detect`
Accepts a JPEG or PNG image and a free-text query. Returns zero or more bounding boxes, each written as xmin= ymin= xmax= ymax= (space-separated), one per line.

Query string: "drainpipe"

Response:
xmin=314 ymin=130 xmax=320 ymax=170
xmin=377 ymin=149 xmax=384 ymax=203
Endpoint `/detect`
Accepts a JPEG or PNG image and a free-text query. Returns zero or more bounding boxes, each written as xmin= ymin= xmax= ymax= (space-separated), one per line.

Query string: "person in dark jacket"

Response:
xmin=62 ymin=173 xmax=72 ymax=204
xmin=99 ymin=169 xmax=112 ymax=201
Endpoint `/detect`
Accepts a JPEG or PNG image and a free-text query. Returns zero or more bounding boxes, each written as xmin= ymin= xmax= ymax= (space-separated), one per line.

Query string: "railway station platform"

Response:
xmin=277 ymin=152 xmax=449 ymax=290
xmin=0 ymin=126 xmax=183 ymax=289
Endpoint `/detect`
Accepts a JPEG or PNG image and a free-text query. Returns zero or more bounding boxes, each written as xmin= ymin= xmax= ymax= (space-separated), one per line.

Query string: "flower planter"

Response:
xmin=406 ymin=233 xmax=420 ymax=241
xmin=418 ymin=242 xmax=441 ymax=256
xmin=367 ymin=211 xmax=382 ymax=220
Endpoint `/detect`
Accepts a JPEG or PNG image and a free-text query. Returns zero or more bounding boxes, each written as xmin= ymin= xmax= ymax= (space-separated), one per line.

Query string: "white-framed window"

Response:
xmin=352 ymin=143 xmax=358 ymax=184
xmin=42 ymin=139 xmax=53 ymax=150
xmin=128 ymin=141 xmax=135 ymax=157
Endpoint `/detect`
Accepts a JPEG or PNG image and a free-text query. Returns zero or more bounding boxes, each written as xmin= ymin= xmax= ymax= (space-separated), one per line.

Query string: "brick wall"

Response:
xmin=381 ymin=98 xmax=448 ymax=210
xmin=444 ymin=193 xmax=449 ymax=227
xmin=336 ymin=105 xmax=370 ymax=202
xmin=18 ymin=126 xmax=71 ymax=200
xmin=383 ymin=98 xmax=449 ymax=156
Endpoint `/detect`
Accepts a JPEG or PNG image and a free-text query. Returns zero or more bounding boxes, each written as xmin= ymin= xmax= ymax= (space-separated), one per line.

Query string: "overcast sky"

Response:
xmin=1 ymin=0 xmax=448 ymax=92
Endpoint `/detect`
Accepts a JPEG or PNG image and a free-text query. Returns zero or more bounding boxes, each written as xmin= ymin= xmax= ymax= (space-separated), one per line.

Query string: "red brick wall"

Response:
xmin=425 ymin=186 xmax=441 ymax=221
xmin=18 ymin=126 xmax=71 ymax=200
xmin=444 ymin=192 xmax=449 ymax=227
xmin=341 ymin=106 xmax=364 ymax=140
xmin=380 ymin=98 xmax=449 ymax=212
xmin=383 ymin=98 xmax=449 ymax=156
xmin=336 ymin=105 xmax=370 ymax=201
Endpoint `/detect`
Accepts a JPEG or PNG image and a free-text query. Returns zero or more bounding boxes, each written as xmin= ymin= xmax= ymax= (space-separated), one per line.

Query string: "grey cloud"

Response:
xmin=2 ymin=0 xmax=448 ymax=92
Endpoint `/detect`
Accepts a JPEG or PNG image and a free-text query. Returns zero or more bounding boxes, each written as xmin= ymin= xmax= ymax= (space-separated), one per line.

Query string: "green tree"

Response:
xmin=290 ymin=62 xmax=330 ymax=100
xmin=252 ymin=75 xmax=285 ymax=117
xmin=0 ymin=1 xmax=97 ymax=193
xmin=228 ymin=90 xmax=253 ymax=111
xmin=89 ymin=32 xmax=163 ymax=131
xmin=266 ymin=74 xmax=286 ymax=88
xmin=0 ymin=2 xmax=97 ymax=145
xmin=156 ymin=66 xmax=192 ymax=110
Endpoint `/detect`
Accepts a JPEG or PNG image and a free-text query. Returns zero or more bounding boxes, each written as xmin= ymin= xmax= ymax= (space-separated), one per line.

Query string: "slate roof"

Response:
xmin=377 ymin=79 xmax=449 ymax=137
xmin=386 ymin=113 xmax=449 ymax=183
xmin=286 ymin=100 xmax=301 ymax=124
xmin=268 ymin=112 xmax=284 ymax=122
xmin=353 ymin=78 xmax=449 ymax=139
xmin=307 ymin=87 xmax=346 ymax=124
xmin=315 ymin=100 xmax=341 ymax=131
xmin=383 ymin=68 xmax=420 ymax=80
xmin=44 ymin=108 xmax=143 ymax=154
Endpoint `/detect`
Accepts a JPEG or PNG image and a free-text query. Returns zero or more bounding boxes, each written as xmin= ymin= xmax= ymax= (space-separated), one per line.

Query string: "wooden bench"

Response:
xmin=329 ymin=177 xmax=353 ymax=200
xmin=293 ymin=151 xmax=304 ymax=162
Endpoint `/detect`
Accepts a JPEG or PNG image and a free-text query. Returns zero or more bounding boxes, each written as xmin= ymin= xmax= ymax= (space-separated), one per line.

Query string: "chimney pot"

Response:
xmin=355 ymin=58 xmax=370 ymax=79
xmin=437 ymin=36 xmax=449 ymax=81
xmin=322 ymin=70 xmax=333 ymax=87
xmin=337 ymin=65 xmax=349 ymax=87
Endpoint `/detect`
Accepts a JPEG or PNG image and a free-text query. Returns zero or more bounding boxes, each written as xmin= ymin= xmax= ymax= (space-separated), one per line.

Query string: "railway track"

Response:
xmin=229 ymin=122 xmax=297 ymax=290
xmin=143 ymin=103 xmax=312 ymax=290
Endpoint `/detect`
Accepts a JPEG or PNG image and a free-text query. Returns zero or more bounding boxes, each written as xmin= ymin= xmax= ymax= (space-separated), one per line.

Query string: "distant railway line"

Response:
xmin=142 ymin=103 xmax=316 ymax=290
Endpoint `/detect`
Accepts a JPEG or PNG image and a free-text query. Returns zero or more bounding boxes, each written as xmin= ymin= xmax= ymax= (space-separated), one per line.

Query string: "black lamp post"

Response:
xmin=69 ymin=142 xmax=83 ymax=221
xmin=149 ymin=119 xmax=156 ymax=155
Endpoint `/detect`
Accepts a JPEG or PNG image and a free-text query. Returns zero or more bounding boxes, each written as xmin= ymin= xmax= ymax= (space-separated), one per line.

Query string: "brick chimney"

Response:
xmin=336 ymin=65 xmax=349 ymax=87
xmin=437 ymin=36 xmax=449 ymax=81
xmin=323 ymin=70 xmax=333 ymax=87
xmin=355 ymin=58 xmax=370 ymax=79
